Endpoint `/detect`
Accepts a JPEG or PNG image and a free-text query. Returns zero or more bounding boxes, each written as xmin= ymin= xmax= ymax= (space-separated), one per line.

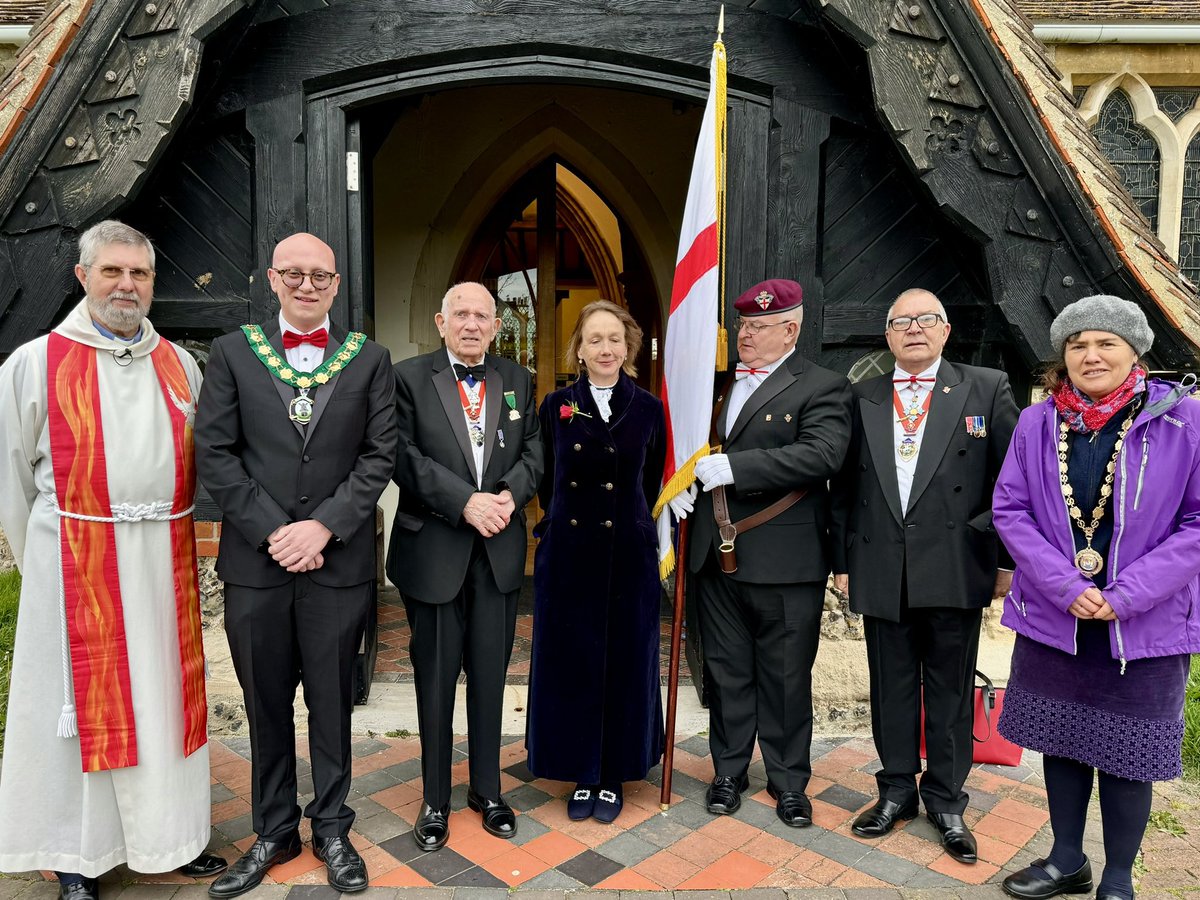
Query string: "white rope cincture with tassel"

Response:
xmin=50 ymin=496 xmax=195 ymax=740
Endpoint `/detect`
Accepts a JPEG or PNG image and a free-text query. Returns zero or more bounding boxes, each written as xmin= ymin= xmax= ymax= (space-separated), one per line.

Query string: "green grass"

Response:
xmin=1184 ymin=655 xmax=1200 ymax=782
xmin=0 ymin=569 xmax=19 ymax=759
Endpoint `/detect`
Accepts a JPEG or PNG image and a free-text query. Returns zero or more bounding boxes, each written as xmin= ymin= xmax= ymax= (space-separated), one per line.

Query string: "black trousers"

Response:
xmin=863 ymin=604 xmax=982 ymax=814
xmin=404 ymin=537 xmax=518 ymax=810
xmin=695 ymin=555 xmax=824 ymax=792
xmin=224 ymin=577 xmax=373 ymax=841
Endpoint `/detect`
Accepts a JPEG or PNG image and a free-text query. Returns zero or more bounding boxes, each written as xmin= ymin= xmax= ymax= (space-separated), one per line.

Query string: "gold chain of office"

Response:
xmin=241 ymin=324 xmax=366 ymax=389
xmin=1056 ymin=409 xmax=1135 ymax=577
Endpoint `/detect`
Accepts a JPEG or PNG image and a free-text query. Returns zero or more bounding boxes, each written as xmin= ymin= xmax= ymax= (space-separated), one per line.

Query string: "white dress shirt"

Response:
xmin=893 ymin=357 xmax=942 ymax=514
xmin=726 ymin=347 xmax=795 ymax=432
xmin=447 ymin=349 xmax=486 ymax=487
xmin=278 ymin=313 xmax=330 ymax=373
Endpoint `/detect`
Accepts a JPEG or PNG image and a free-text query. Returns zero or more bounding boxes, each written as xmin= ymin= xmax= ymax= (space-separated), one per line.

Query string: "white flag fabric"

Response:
xmin=652 ymin=40 xmax=725 ymax=578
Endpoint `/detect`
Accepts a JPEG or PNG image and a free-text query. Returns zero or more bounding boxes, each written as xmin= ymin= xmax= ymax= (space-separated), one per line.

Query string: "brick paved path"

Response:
xmin=2 ymin=735 xmax=1197 ymax=899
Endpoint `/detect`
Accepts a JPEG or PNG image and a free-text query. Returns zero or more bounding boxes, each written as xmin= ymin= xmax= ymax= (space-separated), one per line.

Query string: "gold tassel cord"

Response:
xmin=714 ymin=36 xmax=729 ymax=372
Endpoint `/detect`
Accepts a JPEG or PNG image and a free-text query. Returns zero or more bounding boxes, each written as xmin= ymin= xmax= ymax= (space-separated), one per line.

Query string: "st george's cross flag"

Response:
xmin=652 ymin=32 xmax=727 ymax=578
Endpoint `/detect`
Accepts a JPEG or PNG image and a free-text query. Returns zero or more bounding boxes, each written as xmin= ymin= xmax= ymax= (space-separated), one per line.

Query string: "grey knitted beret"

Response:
xmin=1049 ymin=294 xmax=1154 ymax=357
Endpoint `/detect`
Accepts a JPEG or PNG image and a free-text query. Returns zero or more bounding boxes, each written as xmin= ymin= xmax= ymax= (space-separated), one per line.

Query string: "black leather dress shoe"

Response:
xmin=180 ymin=852 xmax=229 ymax=878
xmin=926 ymin=812 xmax=977 ymax=864
xmin=704 ymin=773 xmax=750 ymax=815
xmin=59 ymin=879 xmax=99 ymax=900
xmin=766 ymin=785 xmax=812 ymax=827
xmin=1002 ymin=857 xmax=1093 ymax=899
xmin=313 ymin=836 xmax=368 ymax=893
xmin=852 ymin=797 xmax=919 ymax=838
xmin=413 ymin=802 xmax=451 ymax=852
xmin=467 ymin=789 xmax=517 ymax=839
xmin=208 ymin=833 xmax=302 ymax=898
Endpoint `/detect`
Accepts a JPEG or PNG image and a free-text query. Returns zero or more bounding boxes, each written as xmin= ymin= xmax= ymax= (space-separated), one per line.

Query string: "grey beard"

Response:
xmin=89 ymin=293 xmax=146 ymax=335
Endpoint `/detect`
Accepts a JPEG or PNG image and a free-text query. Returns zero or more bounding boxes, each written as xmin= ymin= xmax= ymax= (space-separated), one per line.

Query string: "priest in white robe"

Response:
xmin=0 ymin=221 xmax=226 ymax=899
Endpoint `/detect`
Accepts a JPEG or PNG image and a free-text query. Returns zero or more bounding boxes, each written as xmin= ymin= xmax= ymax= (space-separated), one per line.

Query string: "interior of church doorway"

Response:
xmin=454 ymin=157 xmax=662 ymax=402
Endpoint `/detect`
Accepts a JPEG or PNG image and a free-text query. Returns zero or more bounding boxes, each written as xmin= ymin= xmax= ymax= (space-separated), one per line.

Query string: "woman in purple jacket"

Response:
xmin=993 ymin=294 xmax=1200 ymax=900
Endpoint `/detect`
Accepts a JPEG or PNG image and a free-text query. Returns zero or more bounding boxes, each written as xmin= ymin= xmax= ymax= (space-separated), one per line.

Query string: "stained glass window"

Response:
xmin=1093 ymin=90 xmax=1161 ymax=230
xmin=1180 ymin=131 xmax=1200 ymax=286
xmin=1154 ymin=88 xmax=1200 ymax=123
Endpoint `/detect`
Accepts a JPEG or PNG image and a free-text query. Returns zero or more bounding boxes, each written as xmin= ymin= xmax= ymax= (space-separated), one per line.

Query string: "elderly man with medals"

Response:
xmin=682 ymin=278 xmax=852 ymax=828
xmin=387 ymin=282 xmax=543 ymax=852
xmin=0 ymin=220 xmax=226 ymax=898
xmin=831 ymin=288 xmax=1018 ymax=864
xmin=195 ymin=233 xmax=397 ymax=897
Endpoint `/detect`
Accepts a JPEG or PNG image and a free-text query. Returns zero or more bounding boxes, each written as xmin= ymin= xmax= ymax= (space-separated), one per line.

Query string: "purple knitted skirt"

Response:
xmin=998 ymin=620 xmax=1189 ymax=781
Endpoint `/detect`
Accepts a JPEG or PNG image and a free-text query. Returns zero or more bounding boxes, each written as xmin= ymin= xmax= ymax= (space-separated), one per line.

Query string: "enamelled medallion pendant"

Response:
xmin=289 ymin=388 xmax=314 ymax=424
xmin=1074 ymin=547 xmax=1104 ymax=577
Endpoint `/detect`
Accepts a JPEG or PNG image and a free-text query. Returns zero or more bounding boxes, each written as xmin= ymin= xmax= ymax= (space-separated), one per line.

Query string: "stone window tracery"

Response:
xmin=1093 ymin=90 xmax=1161 ymax=230
xmin=1180 ymin=131 xmax=1200 ymax=286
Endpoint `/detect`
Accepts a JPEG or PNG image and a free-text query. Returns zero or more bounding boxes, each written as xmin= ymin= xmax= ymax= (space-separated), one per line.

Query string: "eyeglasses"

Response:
xmin=271 ymin=267 xmax=338 ymax=290
xmin=90 ymin=265 xmax=153 ymax=283
xmin=888 ymin=313 xmax=944 ymax=331
xmin=735 ymin=316 xmax=789 ymax=335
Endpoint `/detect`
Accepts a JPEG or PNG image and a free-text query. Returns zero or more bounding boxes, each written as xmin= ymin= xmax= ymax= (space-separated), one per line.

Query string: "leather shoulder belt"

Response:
xmin=711 ymin=485 xmax=806 ymax=574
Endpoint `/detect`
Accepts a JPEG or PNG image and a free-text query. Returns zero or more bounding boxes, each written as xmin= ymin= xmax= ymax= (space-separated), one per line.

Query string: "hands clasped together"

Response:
xmin=464 ymin=489 xmax=515 ymax=537
xmin=269 ymin=519 xmax=333 ymax=573
xmin=1069 ymin=585 xmax=1117 ymax=620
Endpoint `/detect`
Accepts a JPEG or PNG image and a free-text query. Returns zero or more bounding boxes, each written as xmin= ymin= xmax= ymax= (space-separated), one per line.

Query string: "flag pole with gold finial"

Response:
xmin=713 ymin=4 xmax=729 ymax=372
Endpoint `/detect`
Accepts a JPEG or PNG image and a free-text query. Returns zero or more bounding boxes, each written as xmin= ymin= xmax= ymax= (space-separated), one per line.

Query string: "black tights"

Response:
xmin=1043 ymin=754 xmax=1152 ymax=900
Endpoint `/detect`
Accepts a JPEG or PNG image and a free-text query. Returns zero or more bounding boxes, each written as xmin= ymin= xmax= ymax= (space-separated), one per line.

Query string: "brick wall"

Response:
xmin=194 ymin=519 xmax=220 ymax=558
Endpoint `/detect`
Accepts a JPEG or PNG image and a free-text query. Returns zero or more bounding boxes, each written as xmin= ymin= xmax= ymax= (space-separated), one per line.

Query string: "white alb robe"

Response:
xmin=0 ymin=300 xmax=210 ymax=875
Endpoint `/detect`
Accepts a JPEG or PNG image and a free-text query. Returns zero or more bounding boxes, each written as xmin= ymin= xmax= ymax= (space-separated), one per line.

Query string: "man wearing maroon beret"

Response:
xmin=681 ymin=278 xmax=852 ymax=826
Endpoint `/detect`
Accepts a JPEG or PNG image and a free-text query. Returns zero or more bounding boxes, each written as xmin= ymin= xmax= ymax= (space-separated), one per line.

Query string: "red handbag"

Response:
xmin=920 ymin=670 xmax=1024 ymax=766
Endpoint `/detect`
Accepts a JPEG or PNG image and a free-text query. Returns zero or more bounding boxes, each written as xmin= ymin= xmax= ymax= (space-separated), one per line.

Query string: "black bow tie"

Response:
xmin=453 ymin=363 xmax=486 ymax=383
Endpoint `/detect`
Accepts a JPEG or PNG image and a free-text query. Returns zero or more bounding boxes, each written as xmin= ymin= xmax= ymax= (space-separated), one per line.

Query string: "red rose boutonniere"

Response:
xmin=559 ymin=401 xmax=592 ymax=422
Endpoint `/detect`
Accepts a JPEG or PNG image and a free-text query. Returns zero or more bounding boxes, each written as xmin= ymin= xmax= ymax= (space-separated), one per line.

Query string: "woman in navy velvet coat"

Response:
xmin=526 ymin=300 xmax=666 ymax=823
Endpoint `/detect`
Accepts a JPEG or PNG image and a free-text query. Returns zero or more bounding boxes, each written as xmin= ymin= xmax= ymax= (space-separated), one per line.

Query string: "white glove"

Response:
xmin=667 ymin=484 xmax=697 ymax=520
xmin=694 ymin=453 xmax=734 ymax=491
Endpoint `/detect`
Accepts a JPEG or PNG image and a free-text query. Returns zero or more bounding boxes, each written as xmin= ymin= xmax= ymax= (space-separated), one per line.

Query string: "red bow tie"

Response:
xmin=735 ymin=367 xmax=769 ymax=380
xmin=283 ymin=328 xmax=328 ymax=350
xmin=893 ymin=375 xmax=935 ymax=388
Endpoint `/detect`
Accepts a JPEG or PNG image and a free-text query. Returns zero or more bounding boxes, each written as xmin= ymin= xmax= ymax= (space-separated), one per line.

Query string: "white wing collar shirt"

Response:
xmin=892 ymin=356 xmax=942 ymax=514
xmin=278 ymin=312 xmax=330 ymax=373
xmin=447 ymin=348 xmax=486 ymax=488
xmin=725 ymin=347 xmax=795 ymax=431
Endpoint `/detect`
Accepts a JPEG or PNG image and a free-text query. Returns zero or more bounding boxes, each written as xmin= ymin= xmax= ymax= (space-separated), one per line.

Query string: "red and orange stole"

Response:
xmin=47 ymin=333 xmax=207 ymax=772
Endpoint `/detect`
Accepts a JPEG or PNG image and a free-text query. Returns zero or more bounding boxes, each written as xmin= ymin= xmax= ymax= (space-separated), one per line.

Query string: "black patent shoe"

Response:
xmin=1002 ymin=857 xmax=1093 ymax=899
xmin=851 ymin=797 xmax=919 ymax=838
xmin=766 ymin=785 xmax=812 ymax=827
xmin=413 ymin=803 xmax=450 ymax=852
xmin=208 ymin=833 xmax=302 ymax=898
xmin=704 ymin=773 xmax=750 ymax=815
xmin=180 ymin=852 xmax=229 ymax=878
xmin=467 ymin=788 xmax=517 ymax=838
xmin=567 ymin=784 xmax=598 ymax=820
xmin=59 ymin=879 xmax=99 ymax=900
xmin=927 ymin=812 xmax=978 ymax=864
xmin=313 ymin=836 xmax=368 ymax=893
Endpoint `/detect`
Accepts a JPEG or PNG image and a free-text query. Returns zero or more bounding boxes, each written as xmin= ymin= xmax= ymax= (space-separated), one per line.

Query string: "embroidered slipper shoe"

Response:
xmin=567 ymin=784 xmax=598 ymax=820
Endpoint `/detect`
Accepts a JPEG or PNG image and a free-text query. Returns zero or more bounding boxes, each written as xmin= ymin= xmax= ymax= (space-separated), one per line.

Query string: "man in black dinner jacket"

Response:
xmin=196 ymin=232 xmax=397 ymax=896
xmin=830 ymin=288 xmax=1018 ymax=864
xmin=388 ymin=281 xmax=543 ymax=852
xmin=683 ymin=278 xmax=852 ymax=829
